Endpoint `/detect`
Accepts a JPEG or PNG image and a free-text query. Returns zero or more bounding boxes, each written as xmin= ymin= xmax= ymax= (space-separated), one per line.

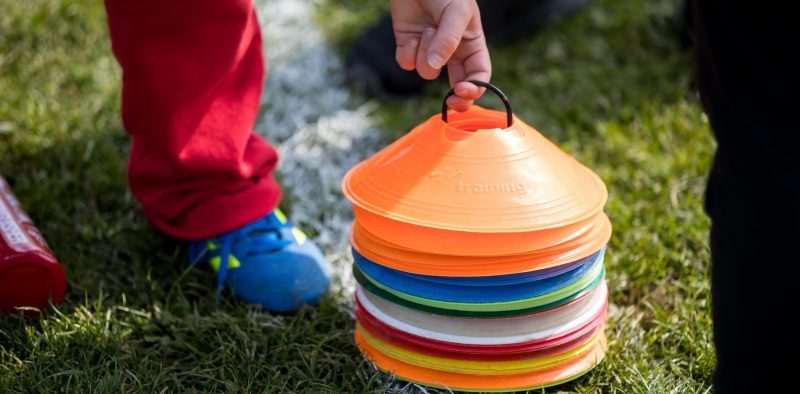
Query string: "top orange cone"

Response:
xmin=343 ymin=83 xmax=607 ymax=237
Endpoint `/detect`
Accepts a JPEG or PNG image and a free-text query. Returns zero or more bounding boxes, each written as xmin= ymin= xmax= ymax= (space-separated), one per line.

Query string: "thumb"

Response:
xmin=426 ymin=2 xmax=472 ymax=70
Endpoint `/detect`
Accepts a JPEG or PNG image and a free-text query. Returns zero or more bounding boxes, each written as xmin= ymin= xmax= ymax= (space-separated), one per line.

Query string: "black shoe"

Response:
xmin=345 ymin=0 xmax=591 ymax=99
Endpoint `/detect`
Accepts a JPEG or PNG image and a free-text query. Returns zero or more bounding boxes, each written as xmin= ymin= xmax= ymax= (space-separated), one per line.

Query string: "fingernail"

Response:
xmin=427 ymin=53 xmax=444 ymax=69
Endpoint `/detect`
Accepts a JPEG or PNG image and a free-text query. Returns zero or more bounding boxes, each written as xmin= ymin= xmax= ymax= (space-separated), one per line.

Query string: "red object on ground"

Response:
xmin=104 ymin=0 xmax=280 ymax=240
xmin=0 ymin=176 xmax=67 ymax=315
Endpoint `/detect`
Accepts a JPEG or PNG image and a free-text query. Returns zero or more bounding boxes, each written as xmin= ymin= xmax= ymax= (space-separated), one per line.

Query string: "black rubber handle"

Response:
xmin=441 ymin=80 xmax=513 ymax=128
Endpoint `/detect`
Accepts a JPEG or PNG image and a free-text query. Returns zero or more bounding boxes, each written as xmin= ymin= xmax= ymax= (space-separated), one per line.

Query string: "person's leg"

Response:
xmin=104 ymin=0 xmax=280 ymax=240
xmin=694 ymin=1 xmax=800 ymax=392
xmin=104 ymin=0 xmax=330 ymax=311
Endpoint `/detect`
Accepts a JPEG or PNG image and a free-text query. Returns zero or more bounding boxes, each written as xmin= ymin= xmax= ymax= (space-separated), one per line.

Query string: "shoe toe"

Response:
xmin=228 ymin=241 xmax=331 ymax=313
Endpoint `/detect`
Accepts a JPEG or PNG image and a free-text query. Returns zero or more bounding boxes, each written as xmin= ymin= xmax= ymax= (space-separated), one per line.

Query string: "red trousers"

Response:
xmin=104 ymin=0 xmax=280 ymax=240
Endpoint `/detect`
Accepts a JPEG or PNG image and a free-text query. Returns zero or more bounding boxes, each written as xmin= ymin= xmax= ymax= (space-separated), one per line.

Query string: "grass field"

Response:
xmin=1 ymin=0 xmax=715 ymax=392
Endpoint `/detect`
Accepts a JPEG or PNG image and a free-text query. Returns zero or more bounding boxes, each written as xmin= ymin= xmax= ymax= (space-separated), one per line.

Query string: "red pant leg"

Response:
xmin=104 ymin=0 xmax=280 ymax=240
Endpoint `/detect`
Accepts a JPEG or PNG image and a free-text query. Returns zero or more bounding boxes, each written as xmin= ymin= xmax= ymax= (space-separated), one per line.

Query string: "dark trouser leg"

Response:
xmin=694 ymin=1 xmax=800 ymax=392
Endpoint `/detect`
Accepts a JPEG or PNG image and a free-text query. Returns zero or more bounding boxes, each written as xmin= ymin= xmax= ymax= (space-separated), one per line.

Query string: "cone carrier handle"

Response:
xmin=441 ymin=80 xmax=513 ymax=128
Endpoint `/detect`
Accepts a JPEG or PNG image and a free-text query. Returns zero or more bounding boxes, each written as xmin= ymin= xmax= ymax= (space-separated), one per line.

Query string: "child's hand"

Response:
xmin=390 ymin=0 xmax=491 ymax=111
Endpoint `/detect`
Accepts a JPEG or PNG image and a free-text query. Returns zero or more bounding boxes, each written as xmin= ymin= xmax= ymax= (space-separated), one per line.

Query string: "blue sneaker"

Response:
xmin=188 ymin=209 xmax=331 ymax=313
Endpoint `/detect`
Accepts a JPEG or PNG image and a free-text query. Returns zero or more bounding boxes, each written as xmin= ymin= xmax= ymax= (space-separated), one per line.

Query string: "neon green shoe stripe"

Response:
xmin=274 ymin=208 xmax=288 ymax=224
xmin=209 ymin=255 xmax=241 ymax=270
xmin=292 ymin=227 xmax=307 ymax=246
xmin=206 ymin=241 xmax=241 ymax=270
xmin=274 ymin=209 xmax=307 ymax=245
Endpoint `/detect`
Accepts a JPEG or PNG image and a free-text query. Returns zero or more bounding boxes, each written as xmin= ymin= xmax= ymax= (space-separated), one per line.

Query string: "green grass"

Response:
xmin=1 ymin=0 xmax=714 ymax=392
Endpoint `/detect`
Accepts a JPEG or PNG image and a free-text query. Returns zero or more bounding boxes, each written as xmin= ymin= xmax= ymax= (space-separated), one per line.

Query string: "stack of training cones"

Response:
xmin=343 ymin=82 xmax=612 ymax=392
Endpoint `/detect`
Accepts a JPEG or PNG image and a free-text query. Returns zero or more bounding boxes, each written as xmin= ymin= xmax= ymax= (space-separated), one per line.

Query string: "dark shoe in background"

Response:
xmin=345 ymin=0 xmax=591 ymax=99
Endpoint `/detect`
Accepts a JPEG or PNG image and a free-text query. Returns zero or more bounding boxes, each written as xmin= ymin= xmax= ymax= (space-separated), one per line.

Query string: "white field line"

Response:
xmin=254 ymin=0 xmax=384 ymax=297
xmin=255 ymin=3 xmax=489 ymax=392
